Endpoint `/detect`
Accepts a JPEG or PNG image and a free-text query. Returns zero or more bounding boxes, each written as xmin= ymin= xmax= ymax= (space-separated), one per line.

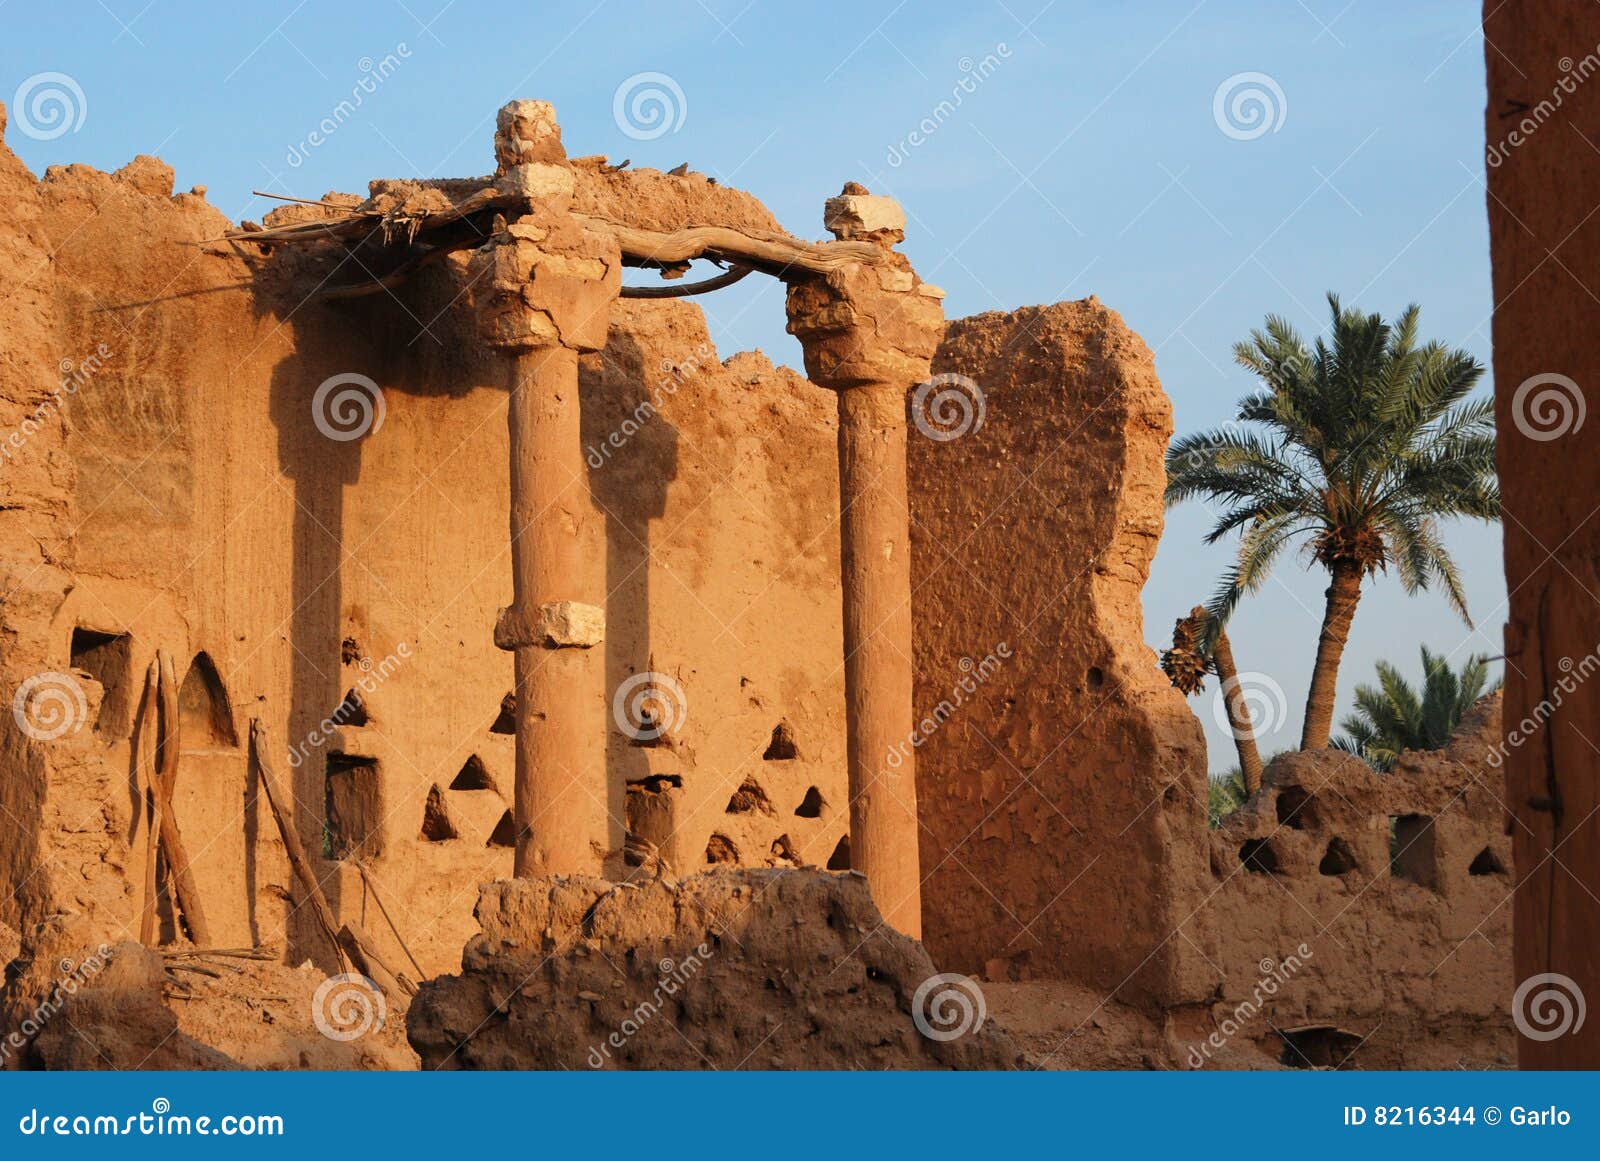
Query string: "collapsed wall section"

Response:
xmin=407 ymin=868 xmax=1023 ymax=1069
xmin=910 ymin=299 xmax=1211 ymax=1006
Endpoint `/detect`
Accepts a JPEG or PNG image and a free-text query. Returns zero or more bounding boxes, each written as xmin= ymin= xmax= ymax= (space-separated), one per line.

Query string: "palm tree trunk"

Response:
xmin=1301 ymin=559 xmax=1365 ymax=750
xmin=1212 ymin=628 xmax=1263 ymax=794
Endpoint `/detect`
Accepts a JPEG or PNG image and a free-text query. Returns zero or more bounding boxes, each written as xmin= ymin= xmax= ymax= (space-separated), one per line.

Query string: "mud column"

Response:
xmin=474 ymin=101 xmax=621 ymax=878
xmin=786 ymin=189 xmax=946 ymax=937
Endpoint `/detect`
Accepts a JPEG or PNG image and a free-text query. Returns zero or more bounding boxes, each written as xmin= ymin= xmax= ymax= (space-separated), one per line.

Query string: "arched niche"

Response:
xmin=178 ymin=651 xmax=239 ymax=749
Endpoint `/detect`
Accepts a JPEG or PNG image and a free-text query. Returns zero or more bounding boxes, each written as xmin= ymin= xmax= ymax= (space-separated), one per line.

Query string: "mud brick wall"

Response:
xmin=909 ymin=300 xmax=1211 ymax=1006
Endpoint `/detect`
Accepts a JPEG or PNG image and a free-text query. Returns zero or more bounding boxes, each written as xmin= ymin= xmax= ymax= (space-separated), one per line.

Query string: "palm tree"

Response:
xmin=1162 ymin=606 xmax=1263 ymax=794
xmin=1165 ymin=294 xmax=1500 ymax=750
xmin=1208 ymin=767 xmax=1248 ymax=828
xmin=1334 ymin=646 xmax=1500 ymax=771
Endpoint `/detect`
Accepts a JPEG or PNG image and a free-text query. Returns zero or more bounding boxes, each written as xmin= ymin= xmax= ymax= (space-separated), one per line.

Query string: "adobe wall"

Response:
xmin=1183 ymin=695 xmax=1513 ymax=1068
xmin=908 ymin=301 xmax=1212 ymax=1006
xmin=0 ymin=111 xmax=853 ymax=976
xmin=0 ymin=120 xmax=302 ymax=951
xmin=2 ymin=117 xmax=1215 ymax=1005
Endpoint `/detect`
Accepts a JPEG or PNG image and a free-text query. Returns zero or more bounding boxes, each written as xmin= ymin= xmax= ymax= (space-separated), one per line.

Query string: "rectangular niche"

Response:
xmin=70 ymin=627 xmax=134 ymax=735
xmin=1390 ymin=813 xmax=1437 ymax=889
xmin=325 ymin=754 xmax=384 ymax=859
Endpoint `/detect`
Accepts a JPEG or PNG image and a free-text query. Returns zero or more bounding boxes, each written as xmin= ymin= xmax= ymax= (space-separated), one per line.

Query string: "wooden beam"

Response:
xmin=218 ymin=194 xmax=884 ymax=292
xmin=620 ymin=263 xmax=754 ymax=299
xmin=577 ymin=215 xmax=885 ymax=276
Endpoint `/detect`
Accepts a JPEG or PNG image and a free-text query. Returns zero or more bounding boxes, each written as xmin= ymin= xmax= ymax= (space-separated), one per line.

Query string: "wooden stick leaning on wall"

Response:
xmin=153 ymin=650 xmax=212 ymax=946
xmin=248 ymin=718 xmax=414 ymax=996
xmin=353 ymin=859 xmax=426 ymax=981
xmin=248 ymin=718 xmax=346 ymax=966
xmin=135 ymin=660 xmax=161 ymax=946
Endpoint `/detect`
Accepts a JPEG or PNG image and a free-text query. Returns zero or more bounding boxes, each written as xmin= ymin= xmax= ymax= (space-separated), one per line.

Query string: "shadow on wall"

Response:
xmin=268 ymin=320 xmax=362 ymax=971
xmin=261 ymin=267 xmax=685 ymax=952
xmin=264 ymin=273 xmax=491 ymax=967
xmin=583 ymin=333 xmax=679 ymax=872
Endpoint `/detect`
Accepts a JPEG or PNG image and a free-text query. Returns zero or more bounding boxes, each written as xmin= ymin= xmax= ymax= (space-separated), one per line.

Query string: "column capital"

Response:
xmin=786 ymin=185 xmax=946 ymax=390
xmin=472 ymin=215 xmax=621 ymax=352
xmin=473 ymin=100 xmax=622 ymax=353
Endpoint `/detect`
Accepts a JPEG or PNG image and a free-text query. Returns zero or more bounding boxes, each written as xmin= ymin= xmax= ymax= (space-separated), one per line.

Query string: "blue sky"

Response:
xmin=1 ymin=0 xmax=1502 ymax=771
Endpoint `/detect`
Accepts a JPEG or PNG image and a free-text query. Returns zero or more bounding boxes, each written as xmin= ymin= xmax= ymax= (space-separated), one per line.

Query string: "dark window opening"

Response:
xmin=450 ymin=754 xmax=496 ymax=793
xmin=332 ymin=688 xmax=369 ymax=728
xmin=1390 ymin=814 xmax=1437 ymax=888
xmin=628 ymin=773 xmax=682 ymax=794
xmin=490 ymin=691 xmax=516 ymax=734
xmin=178 ymin=652 xmax=238 ymax=747
xmin=70 ymin=627 xmax=134 ymax=735
xmin=419 ymin=785 xmax=458 ymax=842
xmin=1275 ymin=786 xmax=1318 ymax=830
xmin=1279 ymin=1026 xmax=1364 ymax=1069
xmin=325 ymin=754 xmax=382 ymax=859
xmin=1239 ymin=838 xmax=1279 ymax=874
xmin=1468 ymin=846 xmax=1506 ymax=876
xmin=487 ymin=810 xmax=517 ymax=848
xmin=1319 ymin=837 xmax=1358 ymax=876
xmin=725 ymin=777 xmax=775 ymax=816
